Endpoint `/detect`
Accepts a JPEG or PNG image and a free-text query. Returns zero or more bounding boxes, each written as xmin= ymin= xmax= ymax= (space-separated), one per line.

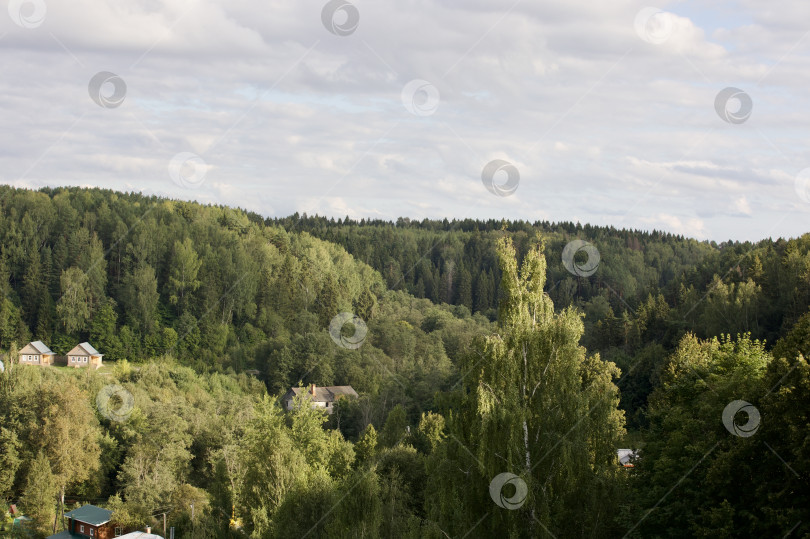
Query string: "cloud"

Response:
xmin=0 ymin=0 xmax=808 ymax=241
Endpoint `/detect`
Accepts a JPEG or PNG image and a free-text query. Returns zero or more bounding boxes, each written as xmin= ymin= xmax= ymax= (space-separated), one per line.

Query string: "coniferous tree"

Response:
xmin=55 ymin=266 xmax=90 ymax=334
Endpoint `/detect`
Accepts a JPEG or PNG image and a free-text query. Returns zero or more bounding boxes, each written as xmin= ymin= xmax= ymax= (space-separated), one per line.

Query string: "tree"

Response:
xmin=81 ymin=233 xmax=108 ymax=311
xmin=21 ymin=451 xmax=57 ymax=536
xmin=38 ymin=381 xmax=102 ymax=530
xmin=317 ymin=273 xmax=340 ymax=327
xmin=235 ymin=397 xmax=309 ymax=537
xmin=125 ymin=265 xmax=159 ymax=334
xmin=454 ymin=266 xmax=473 ymax=311
xmin=0 ymin=427 xmax=21 ymax=501
xmin=430 ymin=236 xmax=626 ymax=537
xmin=353 ymin=287 xmax=378 ymax=322
xmin=168 ymin=238 xmax=202 ymax=312
xmin=414 ymin=412 xmax=445 ymax=455
xmin=633 ymin=334 xmax=770 ymax=537
xmin=118 ymin=402 xmax=192 ymax=513
xmin=106 ymin=494 xmax=142 ymax=533
xmin=355 ymin=424 xmax=378 ymax=466
xmin=380 ymin=405 xmax=409 ymax=448
xmin=22 ymin=248 xmax=46 ymax=330
xmin=90 ymin=300 xmax=122 ymax=360
xmin=56 ymin=267 xmax=91 ymax=334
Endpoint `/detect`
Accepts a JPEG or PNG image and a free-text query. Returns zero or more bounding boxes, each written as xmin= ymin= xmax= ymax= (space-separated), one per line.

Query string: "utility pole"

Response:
xmin=190 ymin=503 xmax=194 ymax=538
xmin=163 ymin=512 xmax=166 ymax=538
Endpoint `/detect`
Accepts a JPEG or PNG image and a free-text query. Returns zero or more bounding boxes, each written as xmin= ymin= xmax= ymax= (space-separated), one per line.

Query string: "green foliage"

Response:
xmin=631 ymin=333 xmax=772 ymax=537
xmin=55 ymin=267 xmax=90 ymax=333
xmin=428 ymin=237 xmax=626 ymax=537
xmin=20 ymin=452 xmax=56 ymax=536
xmin=413 ymin=412 xmax=445 ymax=455
xmin=168 ymin=238 xmax=202 ymax=311
xmin=0 ymin=427 xmax=21 ymax=501
xmin=380 ymin=404 xmax=410 ymax=448
xmin=1 ymin=187 xmax=809 ymax=537
xmin=354 ymin=424 xmax=378 ymax=466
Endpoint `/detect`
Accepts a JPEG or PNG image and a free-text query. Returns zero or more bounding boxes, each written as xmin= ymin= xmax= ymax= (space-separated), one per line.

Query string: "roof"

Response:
xmin=47 ymin=532 xmax=80 ymax=539
xmin=67 ymin=342 xmax=102 ymax=356
xmin=117 ymin=532 xmax=165 ymax=539
xmin=64 ymin=504 xmax=112 ymax=526
xmin=20 ymin=341 xmax=53 ymax=354
xmin=31 ymin=341 xmax=54 ymax=354
xmin=617 ymin=449 xmax=638 ymax=466
xmin=286 ymin=385 xmax=358 ymax=403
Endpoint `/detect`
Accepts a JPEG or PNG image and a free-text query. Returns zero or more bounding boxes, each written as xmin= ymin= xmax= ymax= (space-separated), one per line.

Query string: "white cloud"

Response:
xmin=0 ymin=0 xmax=808 ymax=240
xmin=733 ymin=196 xmax=752 ymax=216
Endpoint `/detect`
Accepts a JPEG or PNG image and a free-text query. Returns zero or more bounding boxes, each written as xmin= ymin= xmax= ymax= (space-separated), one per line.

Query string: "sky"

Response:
xmin=1 ymin=0 xmax=810 ymax=242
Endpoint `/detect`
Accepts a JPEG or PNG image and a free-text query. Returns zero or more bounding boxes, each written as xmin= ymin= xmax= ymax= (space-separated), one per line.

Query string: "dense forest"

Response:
xmin=0 ymin=186 xmax=808 ymax=537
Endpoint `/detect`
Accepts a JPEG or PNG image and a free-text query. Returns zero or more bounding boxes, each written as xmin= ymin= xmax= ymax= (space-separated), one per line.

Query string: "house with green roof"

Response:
xmin=46 ymin=504 xmax=113 ymax=539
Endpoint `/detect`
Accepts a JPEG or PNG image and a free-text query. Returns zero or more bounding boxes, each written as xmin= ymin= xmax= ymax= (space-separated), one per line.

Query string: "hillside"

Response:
xmin=0 ymin=186 xmax=809 ymax=537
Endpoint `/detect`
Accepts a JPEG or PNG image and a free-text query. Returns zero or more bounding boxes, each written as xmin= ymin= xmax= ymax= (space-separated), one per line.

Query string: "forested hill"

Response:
xmin=273 ymin=213 xmax=810 ymax=429
xmin=0 ymin=185 xmax=491 ymax=421
xmin=2 ymin=186 xmax=810 ymax=537
xmin=3 ymin=184 xmax=810 ymax=424
xmin=278 ymin=213 xmax=810 ymax=345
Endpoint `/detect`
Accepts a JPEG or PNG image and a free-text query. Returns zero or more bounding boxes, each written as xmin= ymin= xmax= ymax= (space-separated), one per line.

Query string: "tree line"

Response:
xmin=0 ymin=186 xmax=808 ymax=537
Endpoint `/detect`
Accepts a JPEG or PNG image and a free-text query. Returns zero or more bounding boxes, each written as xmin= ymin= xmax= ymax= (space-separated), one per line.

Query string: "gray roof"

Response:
xmin=117 ymin=532 xmax=165 ymax=539
xmin=68 ymin=342 xmax=102 ymax=356
xmin=286 ymin=385 xmax=358 ymax=403
xmin=64 ymin=504 xmax=112 ymax=526
xmin=78 ymin=342 xmax=100 ymax=355
xmin=30 ymin=341 xmax=53 ymax=354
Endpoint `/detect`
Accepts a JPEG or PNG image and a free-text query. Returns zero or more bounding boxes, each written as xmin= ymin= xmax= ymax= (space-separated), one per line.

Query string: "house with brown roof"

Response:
xmin=18 ymin=341 xmax=55 ymax=366
xmin=47 ymin=504 xmax=113 ymax=538
xmin=66 ymin=342 xmax=104 ymax=369
xmin=282 ymin=384 xmax=358 ymax=414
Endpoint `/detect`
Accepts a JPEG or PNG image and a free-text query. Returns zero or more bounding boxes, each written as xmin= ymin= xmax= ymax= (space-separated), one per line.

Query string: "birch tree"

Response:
xmin=430 ymin=236 xmax=625 ymax=537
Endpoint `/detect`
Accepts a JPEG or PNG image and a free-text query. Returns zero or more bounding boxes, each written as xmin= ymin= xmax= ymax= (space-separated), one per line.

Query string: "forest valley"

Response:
xmin=0 ymin=185 xmax=808 ymax=538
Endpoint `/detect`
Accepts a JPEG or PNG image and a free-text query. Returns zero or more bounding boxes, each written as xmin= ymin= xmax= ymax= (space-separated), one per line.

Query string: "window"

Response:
xmin=80 ymin=525 xmax=85 ymax=533
xmin=83 ymin=357 xmax=87 ymax=363
xmin=90 ymin=528 xmax=95 ymax=537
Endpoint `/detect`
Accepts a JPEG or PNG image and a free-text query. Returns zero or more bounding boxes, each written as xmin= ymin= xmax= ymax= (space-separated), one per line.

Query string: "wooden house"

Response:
xmin=18 ymin=341 xmax=55 ymax=366
xmin=46 ymin=504 xmax=113 ymax=538
xmin=66 ymin=342 xmax=104 ymax=369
